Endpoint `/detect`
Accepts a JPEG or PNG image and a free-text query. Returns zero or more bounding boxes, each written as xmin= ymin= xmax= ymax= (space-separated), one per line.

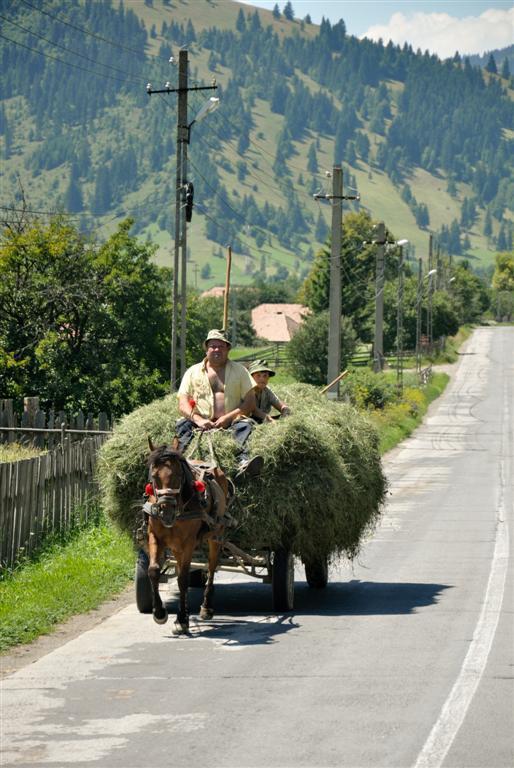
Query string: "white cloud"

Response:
xmin=361 ymin=8 xmax=514 ymax=58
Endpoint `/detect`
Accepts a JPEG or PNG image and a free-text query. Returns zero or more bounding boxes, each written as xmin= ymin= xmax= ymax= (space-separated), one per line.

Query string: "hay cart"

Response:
xmin=134 ymin=533 xmax=328 ymax=615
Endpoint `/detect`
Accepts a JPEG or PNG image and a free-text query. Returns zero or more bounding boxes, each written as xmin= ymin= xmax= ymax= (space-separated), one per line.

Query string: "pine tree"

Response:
xmin=500 ymin=58 xmax=510 ymax=79
xmin=307 ymin=142 xmax=318 ymax=174
xmin=65 ymin=164 xmax=83 ymax=213
xmin=484 ymin=209 xmax=492 ymax=238
xmin=236 ymin=8 xmax=246 ymax=32
xmin=283 ymin=2 xmax=294 ymax=21
xmin=497 ymin=225 xmax=507 ymax=251
xmin=485 ymin=54 xmax=497 ymax=74
xmin=272 ymin=3 xmax=280 ymax=19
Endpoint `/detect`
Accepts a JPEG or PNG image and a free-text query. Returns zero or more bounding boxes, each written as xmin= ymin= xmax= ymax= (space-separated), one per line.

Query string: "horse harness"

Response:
xmin=143 ymin=453 xmax=226 ymax=532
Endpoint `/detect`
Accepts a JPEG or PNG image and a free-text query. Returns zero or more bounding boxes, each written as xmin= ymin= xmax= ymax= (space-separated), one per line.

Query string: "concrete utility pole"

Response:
xmin=314 ymin=167 xmax=359 ymax=399
xmin=327 ymin=166 xmax=343 ymax=398
xmin=373 ymin=222 xmax=386 ymax=372
xmin=427 ymin=233 xmax=434 ymax=348
xmin=396 ymin=244 xmax=405 ymax=393
xmin=416 ymin=257 xmax=422 ymax=373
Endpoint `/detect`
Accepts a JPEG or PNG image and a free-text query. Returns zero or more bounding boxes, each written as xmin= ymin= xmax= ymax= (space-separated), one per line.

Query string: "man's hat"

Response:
xmin=203 ymin=328 xmax=231 ymax=348
xmin=248 ymin=359 xmax=275 ymax=377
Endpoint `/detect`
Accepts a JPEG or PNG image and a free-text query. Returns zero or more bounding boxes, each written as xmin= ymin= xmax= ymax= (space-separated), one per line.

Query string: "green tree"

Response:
xmin=0 ymin=217 xmax=171 ymax=414
xmin=283 ymin=2 xmax=294 ymax=21
xmin=492 ymin=251 xmax=514 ymax=292
xmin=300 ymin=211 xmax=388 ymax=340
xmin=485 ymin=54 xmax=497 ymax=74
xmin=287 ymin=311 xmax=357 ymax=386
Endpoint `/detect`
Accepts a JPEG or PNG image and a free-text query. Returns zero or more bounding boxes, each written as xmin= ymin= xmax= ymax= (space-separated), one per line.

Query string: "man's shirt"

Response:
xmin=178 ymin=359 xmax=254 ymax=419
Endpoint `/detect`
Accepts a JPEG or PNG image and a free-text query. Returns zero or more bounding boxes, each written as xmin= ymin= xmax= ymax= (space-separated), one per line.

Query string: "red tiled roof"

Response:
xmin=251 ymin=303 xmax=309 ymax=342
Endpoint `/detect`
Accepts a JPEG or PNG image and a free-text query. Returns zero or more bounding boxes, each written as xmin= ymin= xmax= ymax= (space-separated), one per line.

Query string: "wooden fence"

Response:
xmin=0 ymin=435 xmax=107 ymax=570
xmin=1 ymin=397 xmax=112 ymax=448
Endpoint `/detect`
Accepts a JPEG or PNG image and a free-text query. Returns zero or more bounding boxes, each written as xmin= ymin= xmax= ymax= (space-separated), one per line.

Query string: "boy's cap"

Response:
xmin=248 ymin=359 xmax=275 ymax=377
xmin=204 ymin=329 xmax=231 ymax=348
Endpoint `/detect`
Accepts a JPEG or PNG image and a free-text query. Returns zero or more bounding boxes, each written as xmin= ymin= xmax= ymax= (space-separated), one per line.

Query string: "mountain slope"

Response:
xmin=0 ymin=0 xmax=512 ymax=290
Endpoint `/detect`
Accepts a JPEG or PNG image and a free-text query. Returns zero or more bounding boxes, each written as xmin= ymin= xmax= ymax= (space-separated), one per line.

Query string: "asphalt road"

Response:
xmin=1 ymin=326 xmax=513 ymax=768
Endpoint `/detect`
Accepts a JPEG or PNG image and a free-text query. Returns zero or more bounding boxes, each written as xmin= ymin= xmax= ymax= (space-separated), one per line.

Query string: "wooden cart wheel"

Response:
xmin=304 ymin=556 xmax=328 ymax=588
xmin=271 ymin=548 xmax=294 ymax=612
xmin=135 ymin=550 xmax=153 ymax=614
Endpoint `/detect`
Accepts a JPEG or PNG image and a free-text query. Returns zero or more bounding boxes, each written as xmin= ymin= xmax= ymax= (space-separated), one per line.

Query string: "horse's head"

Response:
xmin=146 ymin=437 xmax=194 ymax=525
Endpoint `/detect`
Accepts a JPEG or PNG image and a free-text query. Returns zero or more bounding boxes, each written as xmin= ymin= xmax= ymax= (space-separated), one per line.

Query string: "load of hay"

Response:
xmin=97 ymin=383 xmax=387 ymax=563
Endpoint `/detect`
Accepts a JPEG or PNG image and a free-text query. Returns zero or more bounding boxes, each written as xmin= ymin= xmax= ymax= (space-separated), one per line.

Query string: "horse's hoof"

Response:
xmin=199 ymin=606 xmax=214 ymax=621
xmin=172 ymin=621 xmax=189 ymax=635
xmin=153 ymin=608 xmax=168 ymax=625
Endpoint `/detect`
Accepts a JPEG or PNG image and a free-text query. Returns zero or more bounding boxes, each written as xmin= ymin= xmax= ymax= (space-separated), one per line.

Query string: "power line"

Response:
xmin=187 ymin=155 xmax=298 ymax=263
xmin=0 ymin=31 xmax=135 ymax=84
xmin=0 ymin=13 xmax=146 ymax=84
xmin=19 ymin=0 xmax=150 ymax=59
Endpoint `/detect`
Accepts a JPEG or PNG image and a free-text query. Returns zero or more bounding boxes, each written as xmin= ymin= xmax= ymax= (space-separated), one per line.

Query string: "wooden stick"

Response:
xmin=319 ymin=369 xmax=349 ymax=395
xmin=223 ymin=245 xmax=232 ymax=331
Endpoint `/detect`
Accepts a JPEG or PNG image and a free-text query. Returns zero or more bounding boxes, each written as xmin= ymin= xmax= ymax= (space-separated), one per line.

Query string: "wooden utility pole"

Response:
xmin=373 ymin=222 xmax=386 ymax=372
xmin=146 ymin=51 xmax=217 ymax=390
xmin=223 ymin=246 xmax=232 ymax=331
xmin=178 ymin=50 xmax=189 ymax=382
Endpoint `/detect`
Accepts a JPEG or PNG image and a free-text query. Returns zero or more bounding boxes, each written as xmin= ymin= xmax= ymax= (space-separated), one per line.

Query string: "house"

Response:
xmin=251 ymin=303 xmax=309 ymax=342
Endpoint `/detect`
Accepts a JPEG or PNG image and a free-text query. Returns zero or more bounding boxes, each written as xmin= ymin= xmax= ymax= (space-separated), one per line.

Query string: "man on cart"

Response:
xmin=176 ymin=329 xmax=263 ymax=480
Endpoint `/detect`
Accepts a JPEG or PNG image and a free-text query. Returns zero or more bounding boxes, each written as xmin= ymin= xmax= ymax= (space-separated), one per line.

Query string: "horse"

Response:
xmin=144 ymin=437 xmax=229 ymax=635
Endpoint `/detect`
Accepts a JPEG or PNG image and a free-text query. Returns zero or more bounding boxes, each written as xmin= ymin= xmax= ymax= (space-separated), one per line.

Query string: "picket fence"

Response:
xmin=0 ymin=435 xmax=107 ymax=570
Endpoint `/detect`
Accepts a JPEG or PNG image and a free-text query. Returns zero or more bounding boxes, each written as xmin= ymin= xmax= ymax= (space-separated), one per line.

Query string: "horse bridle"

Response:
xmin=144 ymin=455 xmax=186 ymax=527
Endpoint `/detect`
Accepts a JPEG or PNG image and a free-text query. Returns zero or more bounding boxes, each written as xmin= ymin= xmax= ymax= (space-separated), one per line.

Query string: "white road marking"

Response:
xmin=414 ymin=377 xmax=511 ymax=768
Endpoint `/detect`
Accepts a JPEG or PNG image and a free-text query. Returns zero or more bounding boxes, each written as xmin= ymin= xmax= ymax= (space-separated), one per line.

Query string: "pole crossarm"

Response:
xmin=313 ymin=194 xmax=360 ymax=201
xmin=146 ymin=85 xmax=218 ymax=94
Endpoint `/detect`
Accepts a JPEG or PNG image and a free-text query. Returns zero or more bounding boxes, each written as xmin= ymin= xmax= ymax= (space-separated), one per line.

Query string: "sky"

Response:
xmin=238 ymin=1 xmax=514 ymax=58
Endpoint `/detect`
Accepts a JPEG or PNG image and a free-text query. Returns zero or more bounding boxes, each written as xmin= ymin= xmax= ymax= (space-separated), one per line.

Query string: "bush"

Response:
xmin=340 ymin=368 xmax=397 ymax=410
xmin=287 ymin=311 xmax=357 ymax=386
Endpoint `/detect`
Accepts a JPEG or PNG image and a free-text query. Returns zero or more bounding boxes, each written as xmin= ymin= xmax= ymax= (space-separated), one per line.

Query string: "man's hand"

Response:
xmin=195 ymin=416 xmax=216 ymax=430
xmin=213 ymin=414 xmax=233 ymax=429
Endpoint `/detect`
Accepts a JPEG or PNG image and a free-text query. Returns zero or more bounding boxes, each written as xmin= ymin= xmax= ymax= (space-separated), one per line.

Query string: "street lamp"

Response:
xmin=189 ymin=96 xmax=220 ymax=130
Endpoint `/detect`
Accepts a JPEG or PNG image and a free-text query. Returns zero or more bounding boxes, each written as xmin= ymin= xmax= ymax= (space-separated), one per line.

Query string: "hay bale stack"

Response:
xmin=97 ymin=384 xmax=386 ymax=562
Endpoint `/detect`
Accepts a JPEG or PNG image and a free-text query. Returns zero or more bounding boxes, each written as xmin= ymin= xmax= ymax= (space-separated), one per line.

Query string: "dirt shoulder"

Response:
xmin=0 ymin=583 xmax=134 ymax=679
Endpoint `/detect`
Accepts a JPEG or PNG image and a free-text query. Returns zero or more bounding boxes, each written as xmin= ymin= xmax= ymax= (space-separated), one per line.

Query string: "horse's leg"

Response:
xmin=200 ymin=539 xmax=221 ymax=621
xmin=147 ymin=523 xmax=168 ymax=625
xmin=171 ymin=533 xmax=196 ymax=635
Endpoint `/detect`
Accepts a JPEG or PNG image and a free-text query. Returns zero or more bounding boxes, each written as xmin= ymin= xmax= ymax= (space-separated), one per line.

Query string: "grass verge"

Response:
xmin=370 ymin=372 xmax=449 ymax=454
xmin=0 ymin=512 xmax=133 ymax=653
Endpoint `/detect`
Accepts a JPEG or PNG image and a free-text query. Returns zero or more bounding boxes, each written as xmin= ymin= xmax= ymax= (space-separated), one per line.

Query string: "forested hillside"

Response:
xmin=1 ymin=0 xmax=512 ymax=288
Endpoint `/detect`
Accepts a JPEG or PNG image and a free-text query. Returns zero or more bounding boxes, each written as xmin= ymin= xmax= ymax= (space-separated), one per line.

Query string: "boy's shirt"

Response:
xmin=254 ymin=385 xmax=282 ymax=414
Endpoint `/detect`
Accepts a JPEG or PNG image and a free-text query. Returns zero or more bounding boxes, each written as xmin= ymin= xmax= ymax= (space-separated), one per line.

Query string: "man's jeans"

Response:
xmin=175 ymin=418 xmax=254 ymax=461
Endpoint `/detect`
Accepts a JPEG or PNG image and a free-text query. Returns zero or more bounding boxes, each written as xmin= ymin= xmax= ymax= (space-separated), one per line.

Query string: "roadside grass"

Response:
xmin=0 ymin=367 xmax=451 ymax=653
xmin=0 ymin=443 xmax=45 ymax=462
xmin=0 ymin=511 xmax=133 ymax=653
xmin=370 ymin=372 xmax=449 ymax=454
